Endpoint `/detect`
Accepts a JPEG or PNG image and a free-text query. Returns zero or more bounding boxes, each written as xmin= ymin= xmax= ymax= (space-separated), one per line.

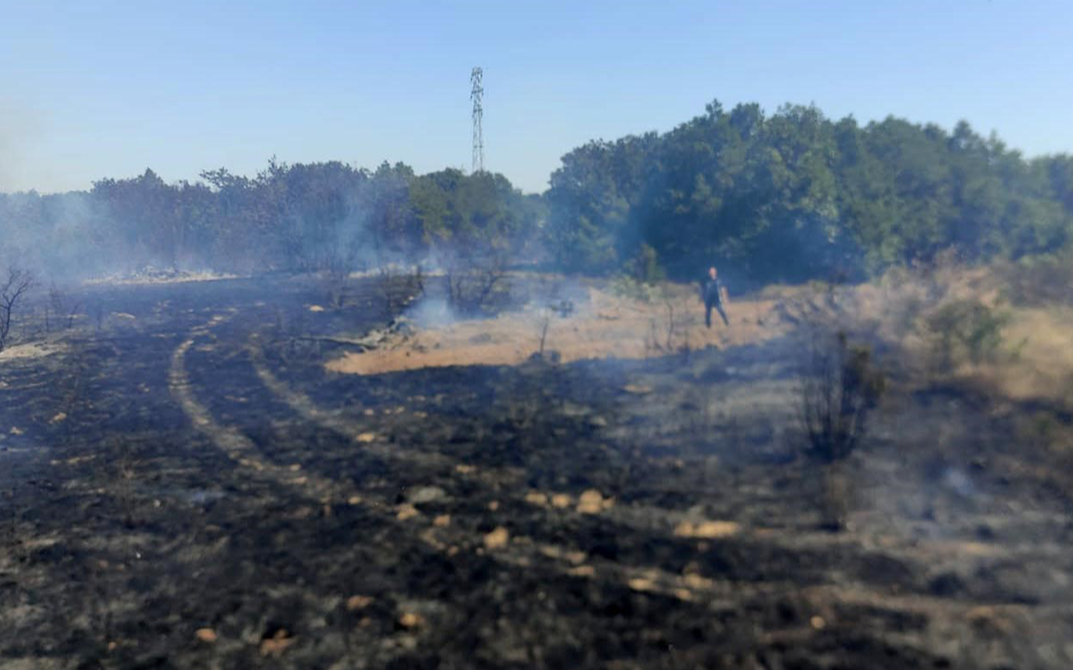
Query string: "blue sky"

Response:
xmin=2 ymin=0 xmax=1071 ymax=194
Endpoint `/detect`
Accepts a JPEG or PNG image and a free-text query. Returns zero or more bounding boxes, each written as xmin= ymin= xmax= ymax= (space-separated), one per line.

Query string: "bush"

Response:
xmin=1001 ymin=249 xmax=1073 ymax=307
xmin=801 ymin=331 xmax=886 ymax=464
xmin=801 ymin=332 xmax=886 ymax=531
xmin=373 ymin=263 xmax=425 ymax=314
xmin=445 ymin=253 xmax=510 ymax=316
xmin=625 ymin=243 xmax=665 ymax=284
xmin=925 ymin=298 xmax=1011 ymax=367
xmin=608 ymin=275 xmax=666 ymax=303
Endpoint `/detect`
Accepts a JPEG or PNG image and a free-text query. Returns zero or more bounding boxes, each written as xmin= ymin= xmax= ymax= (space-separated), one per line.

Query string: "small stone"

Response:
xmin=487 ymin=500 xmax=500 ymax=511
xmin=259 ymin=629 xmax=294 ymax=657
xmin=433 ymin=514 xmax=451 ymax=527
xmin=577 ymin=489 xmax=613 ymax=514
xmin=550 ymin=494 xmax=572 ymax=509
xmin=292 ymin=506 xmax=314 ymax=519
xmin=407 ymin=486 xmax=446 ymax=505
xmin=195 ymin=628 xmax=217 ymax=643
xmin=525 ymin=491 xmax=549 ymax=507
xmin=628 ymin=577 xmax=655 ymax=592
xmin=483 ymin=527 xmax=510 ymax=550
xmin=356 ymin=432 xmax=377 ymax=443
xmin=396 ymin=504 xmax=419 ymax=521
xmin=346 ymin=595 xmax=374 ymax=612
xmin=674 ymin=520 xmax=740 ymax=539
xmin=398 ymin=612 xmax=424 ymax=629
xmin=810 ymin=616 xmax=826 ymax=630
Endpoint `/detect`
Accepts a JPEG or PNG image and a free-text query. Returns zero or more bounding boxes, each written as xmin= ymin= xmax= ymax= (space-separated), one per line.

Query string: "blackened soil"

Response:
xmin=1 ymin=276 xmax=1072 ymax=669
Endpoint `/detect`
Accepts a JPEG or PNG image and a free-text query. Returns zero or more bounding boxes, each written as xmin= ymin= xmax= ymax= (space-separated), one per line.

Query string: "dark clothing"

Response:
xmin=705 ymin=299 xmax=729 ymax=327
xmin=702 ymin=278 xmax=724 ymax=305
xmin=702 ymin=277 xmax=729 ymax=327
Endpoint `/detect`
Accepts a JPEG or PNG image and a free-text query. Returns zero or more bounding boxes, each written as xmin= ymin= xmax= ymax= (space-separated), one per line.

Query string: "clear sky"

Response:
xmin=2 ymin=0 xmax=1071 ymax=194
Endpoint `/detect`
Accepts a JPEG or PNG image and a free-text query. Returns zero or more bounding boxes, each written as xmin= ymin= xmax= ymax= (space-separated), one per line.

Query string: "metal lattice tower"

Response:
xmin=471 ymin=67 xmax=484 ymax=173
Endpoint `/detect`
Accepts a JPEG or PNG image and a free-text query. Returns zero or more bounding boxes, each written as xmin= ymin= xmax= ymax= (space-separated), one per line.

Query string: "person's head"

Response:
xmin=708 ymin=266 xmax=717 ymax=279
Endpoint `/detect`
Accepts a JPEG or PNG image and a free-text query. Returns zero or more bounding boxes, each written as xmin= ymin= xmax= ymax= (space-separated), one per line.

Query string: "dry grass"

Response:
xmin=0 ymin=341 xmax=66 ymax=362
xmin=324 ymin=265 xmax=1073 ymax=419
xmin=861 ymin=264 xmax=1073 ymax=406
xmin=82 ymin=270 xmax=239 ymax=286
xmin=966 ymin=305 xmax=1073 ymax=402
xmin=326 ymin=283 xmax=793 ymax=375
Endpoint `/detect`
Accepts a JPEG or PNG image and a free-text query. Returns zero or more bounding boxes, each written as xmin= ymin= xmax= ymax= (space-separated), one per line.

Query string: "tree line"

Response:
xmin=0 ymin=160 xmax=543 ymax=280
xmin=3 ymin=99 xmax=1072 ymax=284
xmin=545 ymin=101 xmax=1073 ymax=283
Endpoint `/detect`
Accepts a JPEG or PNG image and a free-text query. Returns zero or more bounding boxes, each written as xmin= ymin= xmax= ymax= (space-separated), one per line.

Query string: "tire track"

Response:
xmin=246 ymin=333 xmax=526 ymax=490
xmin=170 ymin=316 xmax=748 ymax=606
xmin=169 ymin=321 xmax=348 ymax=503
xmin=247 ymin=333 xmax=749 ymax=541
xmin=244 ymin=329 xmax=1047 ymax=613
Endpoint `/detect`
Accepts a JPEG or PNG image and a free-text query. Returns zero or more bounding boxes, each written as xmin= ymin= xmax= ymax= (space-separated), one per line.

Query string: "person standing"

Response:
xmin=702 ymin=266 xmax=729 ymax=328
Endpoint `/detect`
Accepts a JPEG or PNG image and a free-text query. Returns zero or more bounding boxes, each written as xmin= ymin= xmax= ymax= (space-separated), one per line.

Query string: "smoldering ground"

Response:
xmin=2 ymin=262 xmax=1072 ymax=669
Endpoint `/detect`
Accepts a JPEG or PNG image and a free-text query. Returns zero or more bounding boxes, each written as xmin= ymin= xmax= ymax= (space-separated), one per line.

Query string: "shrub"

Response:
xmin=445 ymin=262 xmax=509 ymax=316
xmin=46 ymin=283 xmax=81 ymax=332
xmin=1001 ymin=249 xmax=1073 ymax=307
xmin=925 ymin=298 xmax=1011 ymax=367
xmin=801 ymin=331 xmax=886 ymax=464
xmin=801 ymin=331 xmax=886 ymax=531
xmin=608 ymin=275 xmax=665 ymax=303
xmin=625 ymin=243 xmax=665 ymax=284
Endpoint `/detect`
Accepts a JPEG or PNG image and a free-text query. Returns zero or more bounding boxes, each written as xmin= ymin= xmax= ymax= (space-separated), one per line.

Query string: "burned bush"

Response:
xmin=800 ymin=331 xmax=886 ymax=464
xmin=0 ymin=265 xmax=34 ymax=353
xmin=800 ymin=331 xmax=885 ymax=530
xmin=374 ymin=262 xmax=425 ymax=314
xmin=320 ymin=251 xmax=356 ymax=310
xmin=445 ymin=253 xmax=511 ymax=316
xmin=45 ymin=283 xmax=81 ymax=333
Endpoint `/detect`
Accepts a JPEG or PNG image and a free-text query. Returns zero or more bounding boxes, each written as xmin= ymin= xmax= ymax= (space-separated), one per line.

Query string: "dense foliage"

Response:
xmin=0 ymin=160 xmax=542 ymax=280
xmin=545 ymin=101 xmax=1073 ymax=283
xmin=3 ymin=100 xmax=1072 ymax=284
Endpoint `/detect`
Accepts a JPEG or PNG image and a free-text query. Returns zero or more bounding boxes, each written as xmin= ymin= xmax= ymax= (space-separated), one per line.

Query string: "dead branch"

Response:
xmin=0 ymin=266 xmax=34 ymax=352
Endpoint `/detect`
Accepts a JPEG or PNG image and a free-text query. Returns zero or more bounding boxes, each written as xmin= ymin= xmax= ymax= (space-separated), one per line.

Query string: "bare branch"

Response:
xmin=0 ymin=266 xmax=35 ymax=353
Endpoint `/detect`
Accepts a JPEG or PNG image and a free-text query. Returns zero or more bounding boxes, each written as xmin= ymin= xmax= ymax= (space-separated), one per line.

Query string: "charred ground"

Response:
xmin=1 ymin=274 xmax=1072 ymax=669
